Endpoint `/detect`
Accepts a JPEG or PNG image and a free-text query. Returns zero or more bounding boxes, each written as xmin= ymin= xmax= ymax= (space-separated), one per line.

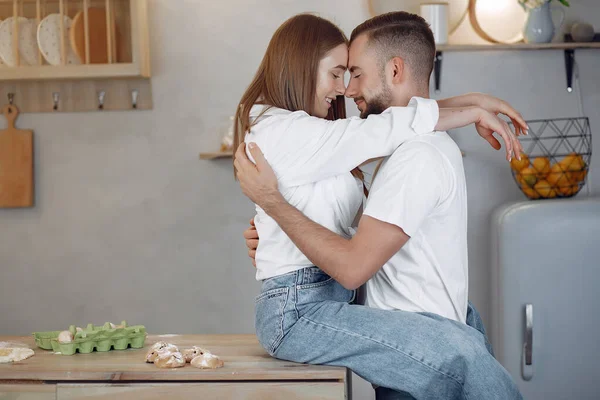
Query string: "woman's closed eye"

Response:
xmin=332 ymin=73 xmax=341 ymax=79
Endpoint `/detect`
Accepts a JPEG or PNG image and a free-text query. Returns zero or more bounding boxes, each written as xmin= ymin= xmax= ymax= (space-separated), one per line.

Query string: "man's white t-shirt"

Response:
xmin=362 ymin=131 xmax=468 ymax=322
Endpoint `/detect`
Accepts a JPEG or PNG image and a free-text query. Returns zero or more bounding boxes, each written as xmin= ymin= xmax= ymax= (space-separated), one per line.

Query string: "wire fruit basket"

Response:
xmin=509 ymin=117 xmax=591 ymax=200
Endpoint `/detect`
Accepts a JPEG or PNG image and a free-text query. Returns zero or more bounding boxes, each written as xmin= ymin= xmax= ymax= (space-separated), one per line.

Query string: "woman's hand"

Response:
xmin=475 ymin=108 xmax=524 ymax=161
xmin=437 ymin=106 xmax=523 ymax=162
xmin=244 ymin=218 xmax=259 ymax=267
xmin=469 ymin=93 xmax=529 ymax=137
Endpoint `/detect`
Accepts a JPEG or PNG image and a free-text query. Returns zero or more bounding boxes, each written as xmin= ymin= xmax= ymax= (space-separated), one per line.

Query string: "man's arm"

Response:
xmin=242 ymin=206 xmax=400 ymax=290
xmin=234 ymin=143 xmax=408 ymax=289
xmin=263 ymin=196 xmax=408 ymax=289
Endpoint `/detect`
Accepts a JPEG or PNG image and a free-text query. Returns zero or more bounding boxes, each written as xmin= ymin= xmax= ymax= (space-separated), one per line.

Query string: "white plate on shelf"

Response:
xmin=0 ymin=17 xmax=38 ymax=66
xmin=37 ymin=13 xmax=81 ymax=66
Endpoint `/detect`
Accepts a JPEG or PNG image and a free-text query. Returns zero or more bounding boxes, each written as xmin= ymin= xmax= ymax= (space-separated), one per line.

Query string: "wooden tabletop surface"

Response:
xmin=0 ymin=334 xmax=346 ymax=382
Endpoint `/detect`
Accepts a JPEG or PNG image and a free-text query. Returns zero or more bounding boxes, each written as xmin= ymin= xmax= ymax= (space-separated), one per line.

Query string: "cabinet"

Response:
xmin=0 ymin=0 xmax=151 ymax=112
xmin=490 ymin=198 xmax=600 ymax=399
xmin=0 ymin=334 xmax=350 ymax=399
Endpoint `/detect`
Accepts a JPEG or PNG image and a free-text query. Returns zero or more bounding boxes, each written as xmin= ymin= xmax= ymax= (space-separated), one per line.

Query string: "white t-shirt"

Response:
xmin=245 ymin=97 xmax=439 ymax=280
xmin=363 ymin=132 xmax=468 ymax=322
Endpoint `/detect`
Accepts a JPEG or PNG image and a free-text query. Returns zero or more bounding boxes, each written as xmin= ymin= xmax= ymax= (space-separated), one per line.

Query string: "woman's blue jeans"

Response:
xmin=255 ymin=267 xmax=522 ymax=400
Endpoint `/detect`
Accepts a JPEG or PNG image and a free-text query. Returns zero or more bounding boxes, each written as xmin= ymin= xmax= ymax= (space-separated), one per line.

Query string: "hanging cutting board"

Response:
xmin=0 ymin=104 xmax=33 ymax=208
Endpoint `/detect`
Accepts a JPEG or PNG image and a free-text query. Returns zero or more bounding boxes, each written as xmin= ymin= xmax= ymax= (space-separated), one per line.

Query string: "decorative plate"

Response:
xmin=37 ymin=13 xmax=81 ymax=66
xmin=0 ymin=17 xmax=38 ymax=66
xmin=70 ymin=7 xmax=120 ymax=64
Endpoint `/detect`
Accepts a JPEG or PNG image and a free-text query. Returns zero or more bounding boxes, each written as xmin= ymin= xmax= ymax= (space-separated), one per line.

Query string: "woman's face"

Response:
xmin=313 ymin=43 xmax=348 ymax=118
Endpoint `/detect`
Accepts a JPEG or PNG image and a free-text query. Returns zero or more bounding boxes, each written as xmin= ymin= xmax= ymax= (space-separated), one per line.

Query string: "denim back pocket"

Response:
xmin=297 ymin=267 xmax=354 ymax=306
xmin=297 ymin=267 xmax=334 ymax=289
xmin=254 ymin=287 xmax=289 ymax=355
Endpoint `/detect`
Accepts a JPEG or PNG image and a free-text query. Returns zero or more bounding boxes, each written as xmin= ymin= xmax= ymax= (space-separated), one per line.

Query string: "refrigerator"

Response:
xmin=490 ymin=197 xmax=600 ymax=400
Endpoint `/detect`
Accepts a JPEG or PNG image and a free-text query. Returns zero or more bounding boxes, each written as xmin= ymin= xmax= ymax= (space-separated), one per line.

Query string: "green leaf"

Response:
xmin=556 ymin=0 xmax=571 ymax=6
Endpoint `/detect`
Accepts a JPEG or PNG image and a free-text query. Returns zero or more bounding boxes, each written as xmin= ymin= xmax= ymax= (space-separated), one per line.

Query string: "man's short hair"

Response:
xmin=350 ymin=12 xmax=436 ymax=88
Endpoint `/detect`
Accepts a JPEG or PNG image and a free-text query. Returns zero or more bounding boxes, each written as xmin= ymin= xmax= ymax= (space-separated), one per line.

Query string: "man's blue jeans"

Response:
xmin=255 ymin=267 xmax=522 ymax=400
xmin=375 ymin=300 xmax=497 ymax=400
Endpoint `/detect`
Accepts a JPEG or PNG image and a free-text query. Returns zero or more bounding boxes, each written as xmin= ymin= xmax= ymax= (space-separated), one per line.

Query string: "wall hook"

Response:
xmin=131 ymin=89 xmax=139 ymax=109
xmin=564 ymin=49 xmax=575 ymax=93
xmin=434 ymin=51 xmax=443 ymax=93
xmin=7 ymin=92 xmax=14 ymax=105
xmin=52 ymin=92 xmax=60 ymax=110
xmin=98 ymin=90 xmax=106 ymax=110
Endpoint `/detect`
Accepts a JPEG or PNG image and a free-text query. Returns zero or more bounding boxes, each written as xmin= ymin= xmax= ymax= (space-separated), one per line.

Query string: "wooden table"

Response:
xmin=0 ymin=334 xmax=350 ymax=399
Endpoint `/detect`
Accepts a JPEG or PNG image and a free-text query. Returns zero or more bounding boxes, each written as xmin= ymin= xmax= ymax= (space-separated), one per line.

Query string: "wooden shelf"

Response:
xmin=199 ymin=151 xmax=233 ymax=160
xmin=433 ymin=39 xmax=600 ymax=93
xmin=437 ymin=42 xmax=600 ymax=51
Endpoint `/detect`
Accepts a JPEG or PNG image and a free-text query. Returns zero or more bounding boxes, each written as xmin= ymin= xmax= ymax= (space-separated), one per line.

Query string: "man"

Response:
xmin=235 ymin=12 xmax=523 ymax=400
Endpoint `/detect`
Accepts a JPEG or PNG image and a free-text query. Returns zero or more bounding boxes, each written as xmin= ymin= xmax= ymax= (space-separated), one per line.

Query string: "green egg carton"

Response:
xmin=32 ymin=320 xmax=147 ymax=355
xmin=33 ymin=330 xmax=62 ymax=350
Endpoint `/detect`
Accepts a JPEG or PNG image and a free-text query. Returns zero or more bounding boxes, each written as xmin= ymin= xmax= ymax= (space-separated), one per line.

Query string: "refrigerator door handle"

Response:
xmin=522 ymin=303 xmax=534 ymax=381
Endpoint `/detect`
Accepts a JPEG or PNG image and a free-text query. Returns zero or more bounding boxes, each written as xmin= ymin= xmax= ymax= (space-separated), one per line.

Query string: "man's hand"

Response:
xmin=244 ymin=218 xmax=259 ymax=267
xmin=234 ymin=142 xmax=282 ymax=213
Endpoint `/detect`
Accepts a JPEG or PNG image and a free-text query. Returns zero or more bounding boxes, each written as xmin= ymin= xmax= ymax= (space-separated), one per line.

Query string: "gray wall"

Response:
xmin=1 ymin=1 xmax=598 ymax=398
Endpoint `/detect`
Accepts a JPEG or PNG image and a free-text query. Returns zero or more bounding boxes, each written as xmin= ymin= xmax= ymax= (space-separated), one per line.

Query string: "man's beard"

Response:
xmin=358 ymin=83 xmax=393 ymax=119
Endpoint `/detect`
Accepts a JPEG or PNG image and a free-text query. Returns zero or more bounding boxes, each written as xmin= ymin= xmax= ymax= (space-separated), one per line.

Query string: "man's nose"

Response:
xmin=345 ymin=83 xmax=356 ymax=98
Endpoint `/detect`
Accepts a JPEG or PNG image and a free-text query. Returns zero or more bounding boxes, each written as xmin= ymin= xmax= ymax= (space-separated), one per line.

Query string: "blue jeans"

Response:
xmin=255 ymin=267 xmax=522 ymax=400
xmin=375 ymin=300 xmax=496 ymax=400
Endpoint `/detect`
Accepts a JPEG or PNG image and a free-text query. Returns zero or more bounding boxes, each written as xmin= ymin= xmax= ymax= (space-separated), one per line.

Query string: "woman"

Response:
xmin=233 ymin=13 xmax=524 ymax=400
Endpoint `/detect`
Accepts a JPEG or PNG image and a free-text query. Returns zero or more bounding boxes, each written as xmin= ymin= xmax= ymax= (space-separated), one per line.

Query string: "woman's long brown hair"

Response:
xmin=233 ymin=13 xmax=365 ymax=192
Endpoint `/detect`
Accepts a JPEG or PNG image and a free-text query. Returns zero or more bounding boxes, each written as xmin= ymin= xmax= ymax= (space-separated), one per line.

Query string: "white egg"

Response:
xmin=57 ymin=330 xmax=73 ymax=344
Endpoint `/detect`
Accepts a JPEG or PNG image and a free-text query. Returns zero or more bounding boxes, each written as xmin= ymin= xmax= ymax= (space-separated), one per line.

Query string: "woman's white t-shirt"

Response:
xmin=244 ymin=97 xmax=439 ymax=280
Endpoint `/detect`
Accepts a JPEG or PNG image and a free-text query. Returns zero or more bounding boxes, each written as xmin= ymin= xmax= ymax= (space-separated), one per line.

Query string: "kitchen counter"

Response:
xmin=0 ymin=334 xmax=349 ymax=399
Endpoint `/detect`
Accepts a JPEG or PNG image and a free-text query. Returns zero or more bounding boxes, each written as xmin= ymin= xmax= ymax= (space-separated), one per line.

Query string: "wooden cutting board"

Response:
xmin=0 ymin=104 xmax=33 ymax=208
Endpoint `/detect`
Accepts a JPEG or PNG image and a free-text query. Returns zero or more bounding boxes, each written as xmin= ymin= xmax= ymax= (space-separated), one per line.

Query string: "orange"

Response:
xmin=560 ymin=153 xmax=586 ymax=172
xmin=571 ymin=168 xmax=587 ymax=183
xmin=546 ymin=163 xmax=572 ymax=188
xmin=510 ymin=154 xmax=530 ymax=172
xmin=534 ymin=179 xmax=557 ymax=198
xmin=532 ymin=157 xmax=551 ymax=178
xmin=519 ymin=167 xmax=537 ymax=187
xmin=558 ymin=184 xmax=578 ymax=197
xmin=516 ymin=174 xmax=525 ymax=186
xmin=521 ymin=184 xmax=540 ymax=199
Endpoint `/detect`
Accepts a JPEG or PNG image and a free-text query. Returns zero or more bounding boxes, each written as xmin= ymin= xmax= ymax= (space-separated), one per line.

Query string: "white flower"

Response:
xmin=518 ymin=0 xmax=549 ymax=9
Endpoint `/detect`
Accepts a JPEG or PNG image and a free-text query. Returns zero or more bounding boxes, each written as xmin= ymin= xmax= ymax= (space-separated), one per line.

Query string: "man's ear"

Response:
xmin=388 ymin=57 xmax=405 ymax=84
